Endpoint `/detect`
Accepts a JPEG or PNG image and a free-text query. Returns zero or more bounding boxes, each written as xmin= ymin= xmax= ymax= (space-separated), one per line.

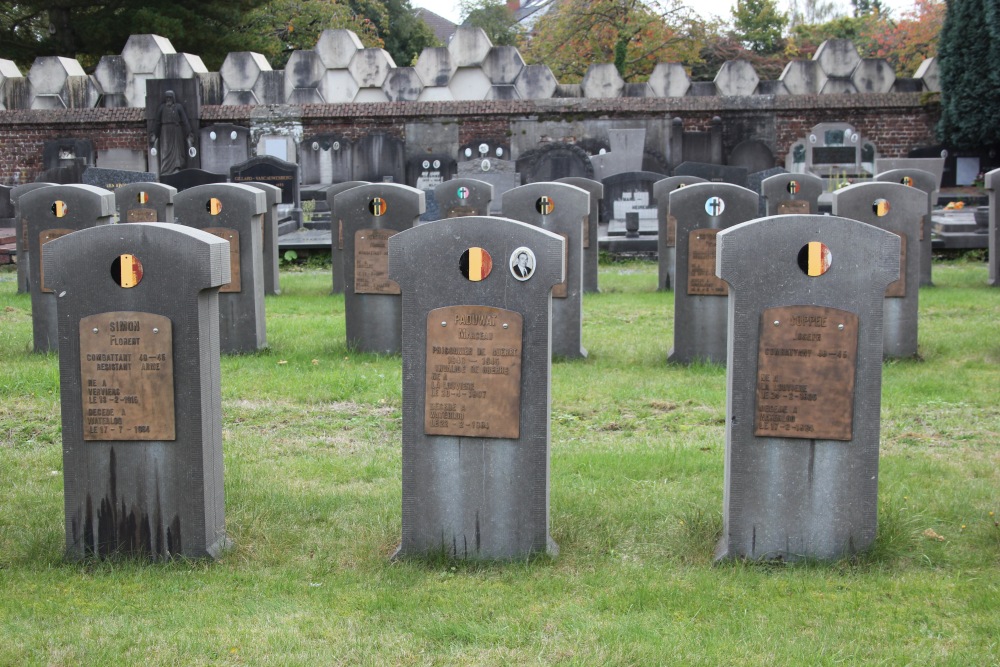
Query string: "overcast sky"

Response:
xmin=411 ymin=0 xmax=925 ymax=25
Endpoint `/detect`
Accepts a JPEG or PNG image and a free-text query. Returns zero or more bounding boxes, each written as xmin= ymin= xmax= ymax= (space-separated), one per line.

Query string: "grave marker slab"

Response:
xmin=45 ymin=222 xmax=231 ymax=559
xmin=761 ymin=172 xmax=823 ymax=216
xmin=555 ymin=177 xmax=603 ymax=293
xmin=82 ymin=167 xmax=156 ymax=192
xmin=987 ymin=168 xmax=1000 ymax=286
xmin=457 ymin=157 xmax=519 ymax=214
xmin=12 ymin=182 xmax=56 ymax=294
xmin=388 ymin=216 xmax=565 ymax=559
xmin=715 ymin=214 xmax=900 ymax=561
xmin=199 ymin=124 xmax=251 ymax=175
xmin=242 ymin=182 xmax=282 ymax=295
xmin=674 ymin=161 xmax=749 ymax=188
xmin=328 ymin=181 xmax=370 ymax=295
xmin=502 ymin=182 xmax=589 ymax=359
xmin=668 ymin=182 xmax=758 ymax=364
xmin=115 ymin=182 xmax=176 ymax=223
xmin=747 ymin=167 xmax=787 ymax=217
xmin=230 ymin=155 xmax=300 ymax=208
xmin=339 ymin=183 xmax=425 ymax=353
xmin=433 ymin=178 xmax=493 ymax=220
xmin=875 ymin=168 xmax=937 ymax=286
xmin=174 ymin=183 xmax=268 ymax=353
xmin=654 ymin=175 xmax=706 ymax=290
xmin=24 ymin=184 xmax=116 ymax=352
xmin=832 ymin=182 xmax=925 ymax=358
xmin=603 ymin=171 xmax=663 ymax=237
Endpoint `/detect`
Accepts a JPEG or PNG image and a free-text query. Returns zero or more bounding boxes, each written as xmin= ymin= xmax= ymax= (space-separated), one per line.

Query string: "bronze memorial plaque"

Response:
xmin=126 ymin=208 xmax=158 ymax=223
xmin=777 ymin=200 xmax=810 ymax=214
xmin=204 ymin=228 xmax=241 ymax=293
xmin=39 ymin=229 xmax=73 ymax=293
xmin=80 ymin=311 xmax=176 ymax=441
xmin=425 ymin=306 xmax=523 ymax=439
xmin=666 ymin=214 xmax=677 ymax=247
xmin=355 ymin=228 xmax=401 ymax=294
xmin=755 ymin=305 xmax=859 ymax=441
xmin=687 ymin=229 xmax=728 ymax=296
xmin=446 ymin=206 xmax=477 ymax=219
xmin=582 ymin=215 xmax=590 ymax=249
xmin=885 ymin=232 xmax=907 ymax=298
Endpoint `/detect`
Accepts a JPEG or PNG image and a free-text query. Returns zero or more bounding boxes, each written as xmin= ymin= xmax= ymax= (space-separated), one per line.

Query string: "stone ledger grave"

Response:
xmin=115 ymin=182 xmax=176 ymax=223
xmin=45 ymin=222 xmax=231 ymax=559
xmin=502 ymin=182 xmax=588 ymax=359
xmin=328 ymin=181 xmax=370 ymax=295
xmin=875 ymin=168 xmax=938 ymax=287
xmin=761 ymin=172 xmax=823 ymax=216
xmin=668 ymin=183 xmax=758 ymax=364
xmin=25 ymin=184 xmax=115 ymax=352
xmin=339 ymin=183 xmax=425 ymax=354
xmin=832 ymin=182 xmax=925 ymax=359
xmin=242 ymin=182 xmax=283 ymax=296
xmin=432 ymin=178 xmax=493 ymax=220
xmin=12 ymin=182 xmax=56 ymax=294
xmin=388 ymin=215 xmax=565 ymax=559
xmin=715 ymin=214 xmax=900 ymax=561
xmin=555 ymin=177 xmax=603 ymax=293
xmin=988 ymin=168 xmax=1000 ymax=286
xmin=174 ymin=183 xmax=268 ymax=353
xmin=654 ymin=175 xmax=706 ymax=291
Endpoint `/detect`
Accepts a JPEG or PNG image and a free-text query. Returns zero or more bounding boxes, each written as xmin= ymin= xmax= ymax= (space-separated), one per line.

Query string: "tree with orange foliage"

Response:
xmin=862 ymin=0 xmax=944 ymax=75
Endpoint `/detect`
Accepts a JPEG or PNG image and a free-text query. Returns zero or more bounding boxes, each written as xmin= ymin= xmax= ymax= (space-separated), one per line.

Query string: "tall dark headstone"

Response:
xmin=11 ymin=182 xmax=55 ymax=294
xmin=115 ymin=182 xmax=176 ymax=223
xmin=242 ymin=182 xmax=282 ymax=296
xmin=602 ymin=171 xmax=663 ymax=237
xmin=24 ymin=184 xmax=116 ymax=352
xmin=875 ymin=168 xmax=938 ymax=286
xmin=328 ymin=181 xmax=370 ymax=295
xmin=555 ymin=177 xmax=603 ymax=293
xmin=761 ymin=172 xmax=823 ymax=216
xmin=388 ymin=216 xmax=565 ymax=559
xmin=654 ymin=175 xmax=706 ymax=291
xmin=45 ymin=222 xmax=231 ymax=559
xmin=433 ymin=178 xmax=493 ymax=220
xmin=987 ymin=168 xmax=1000 ymax=286
xmin=230 ymin=155 xmax=300 ymax=209
xmin=715 ymin=214 xmax=900 ymax=561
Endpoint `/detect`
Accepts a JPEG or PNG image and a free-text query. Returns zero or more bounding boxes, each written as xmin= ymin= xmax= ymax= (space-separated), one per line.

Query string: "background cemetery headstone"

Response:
xmin=339 ymin=183 xmax=425 ymax=354
xmin=407 ymin=155 xmax=457 ymax=221
xmin=715 ymin=214 xmax=900 ymax=561
xmin=875 ymin=168 xmax=938 ymax=286
xmin=230 ymin=155 xmax=301 ymax=211
xmin=456 ymin=149 xmax=519 ymax=214
xmin=602 ymin=171 xmax=663 ymax=237
xmin=174 ymin=183 xmax=268 ymax=354
xmin=388 ymin=216 xmax=565 ymax=559
xmin=668 ymin=182 xmax=759 ymax=364
xmin=11 ymin=182 xmax=55 ymax=294
xmin=555 ymin=176 xmax=603 ymax=293
xmin=654 ymin=175 xmax=706 ymax=291
xmin=45 ymin=222 xmax=231 ymax=559
xmin=589 ymin=129 xmax=645 ymax=182
xmin=502 ymin=182 xmax=589 ymax=359
xmin=328 ymin=181 xmax=369 ymax=295
xmin=761 ymin=172 xmax=823 ymax=216
xmin=159 ymin=168 xmax=227 ymax=192
xmin=82 ymin=167 xmax=156 ymax=193
xmin=115 ymin=182 xmax=176 ymax=223
xmin=987 ymin=168 xmax=1000 ymax=286
xmin=432 ymin=177 xmax=493 ymax=220
xmin=831 ymin=181 xmax=925 ymax=359
xmin=199 ymin=124 xmax=251 ymax=175
xmin=674 ymin=161 xmax=749 ymax=187
xmin=747 ymin=167 xmax=788 ymax=217
xmin=300 ymin=135 xmax=353 ymax=185
xmin=25 ymin=184 xmax=116 ymax=352
xmin=242 ymin=182 xmax=283 ymax=296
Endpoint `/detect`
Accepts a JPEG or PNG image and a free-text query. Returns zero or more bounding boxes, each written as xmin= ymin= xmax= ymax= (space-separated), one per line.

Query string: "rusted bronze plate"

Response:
xmin=687 ymin=229 xmax=728 ymax=296
xmin=126 ymin=208 xmax=158 ymax=223
xmin=354 ymin=228 xmax=401 ymax=294
xmin=885 ymin=232 xmax=906 ymax=298
xmin=582 ymin=215 xmax=590 ymax=249
xmin=666 ymin=214 xmax=677 ymax=247
xmin=338 ymin=220 xmax=344 ymax=250
xmin=39 ymin=229 xmax=73 ymax=293
xmin=552 ymin=233 xmax=568 ymax=299
xmin=205 ymin=227 xmax=241 ymax=293
xmin=80 ymin=311 xmax=176 ymax=441
xmin=755 ymin=305 xmax=859 ymax=441
xmin=425 ymin=306 xmax=523 ymax=439
xmin=777 ymin=200 xmax=810 ymax=214
xmin=446 ymin=206 xmax=477 ymax=219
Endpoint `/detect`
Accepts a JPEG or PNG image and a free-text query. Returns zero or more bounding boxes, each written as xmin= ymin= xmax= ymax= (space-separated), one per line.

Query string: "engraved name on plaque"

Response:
xmin=127 ymin=208 xmax=158 ymax=223
xmin=425 ymin=306 xmax=523 ymax=439
xmin=204 ymin=228 xmax=241 ymax=293
xmin=80 ymin=311 xmax=176 ymax=441
xmin=755 ymin=305 xmax=859 ymax=441
xmin=687 ymin=229 xmax=728 ymax=296
xmin=355 ymin=228 xmax=401 ymax=294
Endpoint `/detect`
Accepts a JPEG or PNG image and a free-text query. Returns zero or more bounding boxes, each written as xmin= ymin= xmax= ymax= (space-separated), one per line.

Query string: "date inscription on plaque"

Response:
xmin=80 ymin=311 xmax=175 ymax=441
xmin=425 ymin=306 xmax=523 ymax=439
xmin=885 ymin=232 xmax=906 ymax=298
xmin=687 ymin=229 xmax=728 ymax=296
xmin=126 ymin=208 xmax=158 ymax=223
xmin=355 ymin=228 xmax=400 ymax=294
xmin=39 ymin=229 xmax=73 ymax=293
xmin=755 ymin=305 xmax=858 ymax=441
xmin=204 ymin=228 xmax=241 ymax=293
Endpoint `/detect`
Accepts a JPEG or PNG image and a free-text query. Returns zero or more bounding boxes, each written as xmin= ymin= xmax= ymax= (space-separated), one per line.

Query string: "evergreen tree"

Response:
xmin=731 ymin=0 xmax=788 ymax=54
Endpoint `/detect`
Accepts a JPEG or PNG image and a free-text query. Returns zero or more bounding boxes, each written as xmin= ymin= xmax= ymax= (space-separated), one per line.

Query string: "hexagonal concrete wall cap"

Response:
xmin=0 ymin=59 xmax=22 ymax=80
xmin=414 ymin=47 xmax=456 ymax=87
xmin=166 ymin=53 xmax=208 ymax=78
xmin=417 ymin=86 xmax=455 ymax=102
xmin=221 ymin=52 xmax=272 ymax=91
xmin=28 ymin=57 xmax=87 ymax=92
xmin=582 ymin=63 xmax=624 ymax=99
xmin=316 ymin=29 xmax=363 ymax=69
xmin=348 ymin=48 xmax=396 ymax=88
xmin=122 ymin=34 xmax=176 ymax=74
xmin=448 ymin=26 xmax=493 ymax=67
xmin=515 ymin=64 xmax=557 ymax=100
xmin=852 ymin=58 xmax=895 ymax=93
xmin=383 ymin=67 xmax=423 ymax=102
xmin=94 ymin=56 xmax=127 ymax=94
xmin=914 ymin=57 xmax=939 ymax=93
xmin=319 ymin=69 xmax=360 ymax=103
xmin=448 ymin=67 xmax=492 ymax=100
xmin=284 ymin=50 xmax=325 ymax=100
xmin=481 ymin=46 xmax=525 ymax=85
xmin=714 ymin=59 xmax=759 ymax=96
xmin=813 ymin=39 xmax=861 ymax=78
xmin=648 ymin=62 xmax=690 ymax=97
xmin=778 ymin=60 xmax=827 ymax=95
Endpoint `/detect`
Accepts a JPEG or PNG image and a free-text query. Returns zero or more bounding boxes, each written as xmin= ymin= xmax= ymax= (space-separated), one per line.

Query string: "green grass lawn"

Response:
xmin=1 ymin=258 xmax=998 ymax=665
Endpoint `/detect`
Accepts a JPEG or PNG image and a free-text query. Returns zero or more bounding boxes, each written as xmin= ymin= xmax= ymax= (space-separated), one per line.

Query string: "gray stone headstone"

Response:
xmin=0 ymin=184 xmax=12 ymax=220
xmin=24 ymin=184 xmax=116 ymax=352
xmin=408 ymin=156 xmax=458 ymax=222
xmin=654 ymin=175 xmax=706 ymax=291
xmin=761 ymin=172 xmax=823 ymax=216
xmin=502 ymin=182 xmax=589 ymax=359
xmin=388 ymin=215 xmax=565 ymax=559
xmin=715 ymin=214 xmax=900 ymax=561
xmin=230 ymin=155 xmax=300 ymax=209
xmin=11 ymin=182 xmax=55 ymax=294
xmin=668 ymin=182 xmax=758 ymax=364
xmin=82 ymin=167 xmax=156 ymax=192
xmin=328 ymin=181 xmax=370 ymax=295
xmin=832 ymin=182 xmax=925 ymax=358
xmin=747 ymin=167 xmax=787 ymax=216
xmin=159 ymin=168 xmax=227 ymax=192
xmin=457 ymin=157 xmax=519 ymax=214
xmin=115 ymin=182 xmax=176 ymax=224
xmin=242 ymin=182 xmax=283 ymax=296
xmin=555 ymin=177 xmax=603 ymax=293
xmin=987 ymin=168 xmax=1000 ymax=286
xmin=339 ymin=183 xmax=425 ymax=353
xmin=875 ymin=168 xmax=938 ymax=286
xmin=174 ymin=183 xmax=268 ymax=353
xmin=45 ymin=222 xmax=231 ymax=560
xmin=433 ymin=177 xmax=493 ymax=220
xmin=353 ymin=133 xmax=406 ymax=184
xmin=589 ymin=129 xmax=645 ymax=182
xmin=301 ymin=135 xmax=354 ymax=184
xmin=518 ymin=142 xmax=594 ymax=184
xmin=199 ymin=124 xmax=252 ymax=175
xmin=674 ymin=161 xmax=749 ymax=188
xmin=602 ymin=171 xmax=663 ymax=236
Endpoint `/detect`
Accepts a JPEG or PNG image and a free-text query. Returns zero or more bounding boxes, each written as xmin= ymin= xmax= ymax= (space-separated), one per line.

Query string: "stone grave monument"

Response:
xmin=174 ymin=183 xmax=268 ymax=354
xmin=82 ymin=167 xmax=156 ymax=192
xmin=115 ymin=182 xmax=176 ymax=223
xmin=987 ymin=168 xmax=1000 ymax=286
xmin=11 ymin=182 xmax=55 ymax=294
xmin=875 ymin=168 xmax=938 ymax=286
xmin=242 ymin=182 xmax=283 ymax=296
xmin=44 ymin=222 xmax=231 ymax=559
xmin=230 ymin=155 xmax=300 ymax=210
xmin=668 ymin=182 xmax=758 ymax=364
xmin=199 ymin=124 xmax=251 ymax=175
xmin=502 ymin=182 xmax=589 ymax=359
xmin=388 ymin=215 xmax=565 ymax=559
xmin=589 ymin=128 xmax=645 ymax=182
xmin=328 ymin=181 xmax=369 ymax=295
xmin=457 ymin=148 xmax=519 ymax=215
xmin=24 ymin=184 xmax=115 ymax=352
xmin=832 ymin=182 xmax=925 ymax=359
xmin=602 ymin=171 xmax=663 ymax=237
xmin=761 ymin=172 xmax=823 ymax=216
xmin=555 ymin=176 xmax=603 ymax=293
xmin=432 ymin=178 xmax=493 ymax=220
xmin=715 ymin=214 xmax=900 ymax=561
xmin=654 ymin=175 xmax=706 ymax=291
xmin=339 ymin=183 xmax=425 ymax=354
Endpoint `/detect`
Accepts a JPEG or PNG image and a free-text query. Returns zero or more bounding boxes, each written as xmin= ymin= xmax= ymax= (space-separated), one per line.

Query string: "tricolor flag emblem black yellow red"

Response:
xmin=873 ymin=198 xmax=891 ymax=217
xmin=370 ymin=197 xmax=387 ymax=217
xmin=460 ymin=247 xmax=493 ymax=282
xmin=137 ymin=191 xmax=150 ymax=204
xmin=787 ymin=180 xmax=800 ymax=194
xmin=208 ymin=198 xmax=223 ymax=215
xmin=116 ymin=254 xmax=143 ymax=288
xmin=536 ymin=196 xmax=554 ymax=215
xmin=806 ymin=242 xmax=832 ymax=277
xmin=52 ymin=200 xmax=68 ymax=217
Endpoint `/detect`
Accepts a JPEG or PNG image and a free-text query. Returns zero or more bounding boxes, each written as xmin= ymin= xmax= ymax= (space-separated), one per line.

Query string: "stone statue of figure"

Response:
xmin=149 ymin=90 xmax=193 ymax=175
